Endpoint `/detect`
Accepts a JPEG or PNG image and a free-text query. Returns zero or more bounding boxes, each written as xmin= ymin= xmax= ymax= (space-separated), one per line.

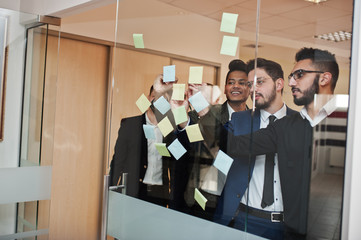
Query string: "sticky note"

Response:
xmin=185 ymin=124 xmax=204 ymax=143
xmin=172 ymin=106 xmax=188 ymax=125
xmin=143 ymin=124 xmax=155 ymax=140
xmin=220 ymin=13 xmax=238 ymax=34
xmin=163 ymin=65 xmax=176 ymax=82
xmin=135 ymin=93 xmax=151 ymax=114
xmin=189 ymin=66 xmax=203 ymax=84
xmin=167 ymin=139 xmax=187 ymax=160
xmin=153 ymin=96 xmax=171 ymax=115
xmin=172 ymin=84 xmax=185 ymax=101
xmin=188 ymin=91 xmax=209 ymax=113
xmin=220 ymin=36 xmax=239 ymax=56
xmin=155 ymin=143 xmax=171 ymax=157
xmin=157 ymin=116 xmax=174 ymax=137
xmin=213 ymin=150 xmax=234 ymax=176
xmin=133 ymin=33 xmax=145 ymax=48
xmin=194 ymin=188 xmax=208 ymax=210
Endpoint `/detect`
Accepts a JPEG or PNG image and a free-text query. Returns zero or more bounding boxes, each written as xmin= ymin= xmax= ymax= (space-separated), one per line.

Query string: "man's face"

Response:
xmin=248 ymin=68 xmax=277 ymax=109
xmin=288 ymin=59 xmax=320 ymax=106
xmin=224 ymin=70 xmax=249 ymax=103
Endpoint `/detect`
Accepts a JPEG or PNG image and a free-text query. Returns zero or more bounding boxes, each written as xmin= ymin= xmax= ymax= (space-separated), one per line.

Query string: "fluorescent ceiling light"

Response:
xmin=314 ymin=31 xmax=352 ymax=42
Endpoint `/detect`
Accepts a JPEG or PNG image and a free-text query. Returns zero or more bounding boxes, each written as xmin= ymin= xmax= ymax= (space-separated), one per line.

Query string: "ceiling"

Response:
xmin=157 ymin=0 xmax=353 ymax=53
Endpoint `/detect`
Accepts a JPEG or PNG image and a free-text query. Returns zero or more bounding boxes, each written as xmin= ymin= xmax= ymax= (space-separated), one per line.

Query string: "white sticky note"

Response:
xmin=163 ymin=65 xmax=176 ymax=82
xmin=143 ymin=125 xmax=155 ymax=140
xmin=172 ymin=106 xmax=188 ymax=125
xmin=189 ymin=66 xmax=203 ymax=84
xmin=220 ymin=13 xmax=238 ymax=34
xmin=133 ymin=33 xmax=145 ymax=48
xmin=213 ymin=150 xmax=234 ymax=176
xmin=157 ymin=116 xmax=174 ymax=137
xmin=135 ymin=93 xmax=151 ymax=114
xmin=188 ymin=91 xmax=209 ymax=113
xmin=220 ymin=36 xmax=239 ymax=56
xmin=185 ymin=124 xmax=204 ymax=143
xmin=167 ymin=139 xmax=187 ymax=160
xmin=194 ymin=188 xmax=208 ymax=210
xmin=172 ymin=84 xmax=185 ymax=101
xmin=153 ymin=96 xmax=171 ymax=115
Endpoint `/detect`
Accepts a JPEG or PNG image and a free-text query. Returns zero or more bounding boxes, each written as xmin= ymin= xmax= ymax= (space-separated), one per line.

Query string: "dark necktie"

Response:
xmin=261 ymin=115 xmax=276 ymax=208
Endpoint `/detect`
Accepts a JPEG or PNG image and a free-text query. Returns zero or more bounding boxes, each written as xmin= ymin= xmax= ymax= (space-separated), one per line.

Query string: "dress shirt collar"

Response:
xmin=260 ymin=103 xmax=287 ymax=123
xmin=299 ymin=96 xmax=337 ymax=127
xmin=227 ymin=102 xmax=235 ymax=121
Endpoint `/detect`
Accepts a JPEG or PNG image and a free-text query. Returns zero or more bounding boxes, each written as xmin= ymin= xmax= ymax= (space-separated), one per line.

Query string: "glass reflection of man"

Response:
xmin=224 ymin=48 xmax=339 ymax=239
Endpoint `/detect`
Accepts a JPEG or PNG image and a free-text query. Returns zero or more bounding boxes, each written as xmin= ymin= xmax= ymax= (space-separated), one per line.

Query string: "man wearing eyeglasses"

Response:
xmin=224 ymin=47 xmax=339 ymax=239
xmin=214 ymin=58 xmax=297 ymax=239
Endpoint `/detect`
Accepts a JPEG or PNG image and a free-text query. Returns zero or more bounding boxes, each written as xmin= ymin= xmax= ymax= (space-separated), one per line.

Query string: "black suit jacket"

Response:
xmin=227 ymin=112 xmax=313 ymax=235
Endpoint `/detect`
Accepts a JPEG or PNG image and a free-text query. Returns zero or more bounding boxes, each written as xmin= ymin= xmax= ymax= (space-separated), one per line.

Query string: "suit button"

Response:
xmin=139 ymin=178 xmax=143 ymax=182
xmin=144 ymin=165 xmax=147 ymax=168
xmin=237 ymin=194 xmax=240 ymax=198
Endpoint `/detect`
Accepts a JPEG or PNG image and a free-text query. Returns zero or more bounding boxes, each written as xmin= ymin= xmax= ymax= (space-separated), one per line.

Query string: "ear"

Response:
xmin=275 ymin=78 xmax=284 ymax=92
xmin=319 ymin=72 xmax=332 ymax=87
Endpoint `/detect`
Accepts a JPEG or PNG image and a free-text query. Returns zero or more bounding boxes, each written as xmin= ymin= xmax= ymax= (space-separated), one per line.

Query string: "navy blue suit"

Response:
xmin=215 ymin=107 xmax=297 ymax=238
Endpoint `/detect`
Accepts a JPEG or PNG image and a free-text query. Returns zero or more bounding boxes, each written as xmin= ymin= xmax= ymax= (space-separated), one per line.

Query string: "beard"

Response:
xmin=255 ymin=84 xmax=277 ymax=109
xmin=293 ymin=75 xmax=320 ymax=106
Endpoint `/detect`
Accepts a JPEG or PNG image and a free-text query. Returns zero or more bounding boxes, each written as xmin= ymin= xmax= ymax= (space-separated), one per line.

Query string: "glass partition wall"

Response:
xmin=0 ymin=9 xmax=60 ymax=240
xmin=105 ymin=0 xmax=352 ymax=239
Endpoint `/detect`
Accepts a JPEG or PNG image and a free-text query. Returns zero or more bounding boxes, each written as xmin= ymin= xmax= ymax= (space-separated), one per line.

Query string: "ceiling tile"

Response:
xmin=256 ymin=15 xmax=305 ymax=31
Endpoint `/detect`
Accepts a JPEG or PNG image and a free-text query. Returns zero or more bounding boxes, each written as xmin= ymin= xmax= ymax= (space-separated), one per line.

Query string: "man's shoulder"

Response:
xmin=120 ymin=114 xmax=144 ymax=126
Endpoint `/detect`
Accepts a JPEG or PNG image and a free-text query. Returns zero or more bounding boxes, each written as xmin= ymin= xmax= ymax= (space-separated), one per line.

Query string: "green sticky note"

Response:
xmin=194 ymin=188 xmax=208 ymax=210
xmin=155 ymin=143 xmax=171 ymax=157
xmin=157 ymin=116 xmax=174 ymax=137
xmin=189 ymin=66 xmax=203 ymax=84
xmin=220 ymin=12 xmax=238 ymax=34
xmin=172 ymin=106 xmax=188 ymax=125
xmin=133 ymin=33 xmax=145 ymax=48
xmin=172 ymin=84 xmax=185 ymax=101
xmin=220 ymin=36 xmax=239 ymax=56
xmin=135 ymin=93 xmax=151 ymax=113
xmin=185 ymin=124 xmax=204 ymax=143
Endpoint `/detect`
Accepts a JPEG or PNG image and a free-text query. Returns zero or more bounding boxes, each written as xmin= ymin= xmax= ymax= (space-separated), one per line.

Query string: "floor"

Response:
xmin=307 ymin=172 xmax=344 ymax=240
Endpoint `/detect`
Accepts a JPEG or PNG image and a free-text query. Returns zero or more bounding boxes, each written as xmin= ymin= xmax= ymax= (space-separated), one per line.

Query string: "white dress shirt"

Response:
xmin=241 ymin=104 xmax=287 ymax=212
xmin=143 ymin=113 xmax=163 ymax=185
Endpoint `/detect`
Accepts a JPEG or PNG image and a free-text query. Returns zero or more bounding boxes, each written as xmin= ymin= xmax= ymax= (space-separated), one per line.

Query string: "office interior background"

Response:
xmin=0 ymin=0 xmax=361 ymax=239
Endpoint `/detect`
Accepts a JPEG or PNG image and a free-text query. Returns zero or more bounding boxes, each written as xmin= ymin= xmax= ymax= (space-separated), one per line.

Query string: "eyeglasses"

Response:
xmin=288 ymin=69 xmax=324 ymax=81
xmin=247 ymin=77 xmax=271 ymax=88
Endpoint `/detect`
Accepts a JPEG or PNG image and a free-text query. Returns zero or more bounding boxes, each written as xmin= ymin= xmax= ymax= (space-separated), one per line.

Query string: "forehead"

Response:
xmin=248 ymin=68 xmax=269 ymax=78
xmin=292 ymin=59 xmax=314 ymax=72
xmin=227 ymin=70 xmax=247 ymax=80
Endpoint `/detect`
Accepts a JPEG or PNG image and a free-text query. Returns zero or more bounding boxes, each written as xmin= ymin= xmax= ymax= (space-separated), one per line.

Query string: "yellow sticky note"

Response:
xmin=133 ymin=33 xmax=145 ymax=48
xmin=172 ymin=106 xmax=188 ymax=125
xmin=185 ymin=124 xmax=204 ymax=142
xmin=172 ymin=84 xmax=185 ymax=101
xmin=189 ymin=66 xmax=203 ymax=84
xmin=135 ymin=93 xmax=151 ymax=113
xmin=155 ymin=143 xmax=171 ymax=157
xmin=220 ymin=36 xmax=239 ymax=56
xmin=194 ymin=188 xmax=208 ymax=210
xmin=220 ymin=12 xmax=238 ymax=34
xmin=157 ymin=116 xmax=174 ymax=137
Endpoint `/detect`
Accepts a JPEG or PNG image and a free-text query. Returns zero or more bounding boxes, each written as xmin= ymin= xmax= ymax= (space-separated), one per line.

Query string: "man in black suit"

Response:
xmin=226 ymin=48 xmax=340 ymax=239
xmin=109 ymin=86 xmax=175 ymax=207
xmin=215 ymin=58 xmax=297 ymax=239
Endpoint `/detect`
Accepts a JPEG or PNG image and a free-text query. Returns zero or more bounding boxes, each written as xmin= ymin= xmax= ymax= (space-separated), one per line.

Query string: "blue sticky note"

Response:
xmin=167 ymin=139 xmax=187 ymax=160
xmin=143 ymin=124 xmax=155 ymax=140
xmin=213 ymin=150 xmax=234 ymax=176
xmin=163 ymin=65 xmax=176 ymax=82
xmin=188 ymin=91 xmax=209 ymax=113
xmin=153 ymin=96 xmax=171 ymax=115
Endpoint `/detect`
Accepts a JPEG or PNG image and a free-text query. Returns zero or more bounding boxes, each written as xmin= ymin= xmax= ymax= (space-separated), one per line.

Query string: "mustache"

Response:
xmin=292 ymin=87 xmax=301 ymax=92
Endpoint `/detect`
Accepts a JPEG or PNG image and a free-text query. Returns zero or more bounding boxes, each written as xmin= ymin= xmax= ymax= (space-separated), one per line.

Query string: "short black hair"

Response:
xmin=295 ymin=47 xmax=339 ymax=91
xmin=246 ymin=58 xmax=284 ymax=81
xmin=225 ymin=59 xmax=247 ymax=84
